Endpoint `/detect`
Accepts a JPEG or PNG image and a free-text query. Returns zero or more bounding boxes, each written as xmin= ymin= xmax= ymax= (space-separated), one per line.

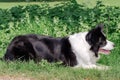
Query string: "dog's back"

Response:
xmin=3 ymin=34 xmax=77 ymax=66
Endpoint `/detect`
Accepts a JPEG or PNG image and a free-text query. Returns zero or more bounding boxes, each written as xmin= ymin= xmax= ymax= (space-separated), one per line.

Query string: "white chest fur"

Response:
xmin=69 ymin=32 xmax=100 ymax=68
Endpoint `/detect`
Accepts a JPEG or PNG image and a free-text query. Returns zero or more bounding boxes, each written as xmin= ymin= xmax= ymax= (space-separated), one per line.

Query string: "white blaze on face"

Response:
xmin=102 ymin=40 xmax=114 ymax=50
xmin=99 ymin=40 xmax=114 ymax=54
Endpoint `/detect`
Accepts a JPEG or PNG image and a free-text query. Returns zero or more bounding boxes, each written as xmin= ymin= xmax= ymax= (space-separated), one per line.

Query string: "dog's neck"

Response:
xmin=69 ymin=32 xmax=99 ymax=65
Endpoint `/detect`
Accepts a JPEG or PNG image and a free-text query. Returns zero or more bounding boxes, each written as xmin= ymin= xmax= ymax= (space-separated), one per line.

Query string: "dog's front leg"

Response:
xmin=74 ymin=64 xmax=109 ymax=70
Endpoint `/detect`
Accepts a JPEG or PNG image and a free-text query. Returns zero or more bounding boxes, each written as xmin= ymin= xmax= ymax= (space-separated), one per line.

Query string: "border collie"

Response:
xmin=3 ymin=24 xmax=114 ymax=69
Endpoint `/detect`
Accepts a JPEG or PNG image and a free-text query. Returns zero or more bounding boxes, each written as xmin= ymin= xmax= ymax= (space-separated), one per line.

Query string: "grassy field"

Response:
xmin=0 ymin=0 xmax=120 ymax=80
xmin=0 ymin=1 xmax=62 ymax=9
xmin=0 ymin=0 xmax=120 ymax=9
xmin=77 ymin=0 xmax=120 ymax=7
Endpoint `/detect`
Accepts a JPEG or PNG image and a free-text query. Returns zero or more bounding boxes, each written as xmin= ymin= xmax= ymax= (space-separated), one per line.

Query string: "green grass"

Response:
xmin=0 ymin=60 xmax=119 ymax=80
xmin=0 ymin=0 xmax=120 ymax=9
xmin=0 ymin=47 xmax=120 ymax=80
xmin=77 ymin=0 xmax=120 ymax=7
xmin=0 ymin=1 xmax=61 ymax=9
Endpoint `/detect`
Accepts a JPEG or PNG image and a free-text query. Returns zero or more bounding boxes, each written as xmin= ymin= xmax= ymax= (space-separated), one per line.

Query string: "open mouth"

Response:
xmin=99 ymin=49 xmax=111 ymax=55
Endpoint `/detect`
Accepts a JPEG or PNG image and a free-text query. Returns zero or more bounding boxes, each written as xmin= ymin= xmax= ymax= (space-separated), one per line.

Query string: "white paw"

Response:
xmin=73 ymin=64 xmax=109 ymax=70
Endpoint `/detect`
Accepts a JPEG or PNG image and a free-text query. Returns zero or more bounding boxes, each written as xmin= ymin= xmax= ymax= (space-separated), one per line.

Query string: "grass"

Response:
xmin=0 ymin=54 xmax=120 ymax=80
xmin=0 ymin=1 xmax=61 ymax=9
xmin=0 ymin=56 xmax=120 ymax=80
xmin=0 ymin=0 xmax=120 ymax=9
xmin=77 ymin=0 xmax=120 ymax=7
xmin=0 ymin=0 xmax=120 ymax=80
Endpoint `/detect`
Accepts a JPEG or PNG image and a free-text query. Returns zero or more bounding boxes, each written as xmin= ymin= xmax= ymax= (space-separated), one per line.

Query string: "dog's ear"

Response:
xmin=95 ymin=23 xmax=104 ymax=32
xmin=86 ymin=24 xmax=104 ymax=45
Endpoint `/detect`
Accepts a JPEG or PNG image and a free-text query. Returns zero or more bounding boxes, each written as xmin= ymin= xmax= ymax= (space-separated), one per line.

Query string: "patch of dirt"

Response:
xmin=0 ymin=75 xmax=34 ymax=80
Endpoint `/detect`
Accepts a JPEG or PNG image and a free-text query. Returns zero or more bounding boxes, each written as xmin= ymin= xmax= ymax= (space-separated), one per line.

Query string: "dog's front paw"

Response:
xmin=96 ymin=64 xmax=110 ymax=70
xmin=73 ymin=64 xmax=110 ymax=70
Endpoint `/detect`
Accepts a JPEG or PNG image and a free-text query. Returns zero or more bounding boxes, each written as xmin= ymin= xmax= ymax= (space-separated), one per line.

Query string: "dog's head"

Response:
xmin=86 ymin=24 xmax=114 ymax=57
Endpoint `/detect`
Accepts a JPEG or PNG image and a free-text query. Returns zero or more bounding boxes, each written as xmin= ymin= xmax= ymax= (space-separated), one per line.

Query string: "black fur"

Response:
xmin=86 ymin=24 xmax=107 ymax=57
xmin=3 ymin=34 xmax=77 ymax=66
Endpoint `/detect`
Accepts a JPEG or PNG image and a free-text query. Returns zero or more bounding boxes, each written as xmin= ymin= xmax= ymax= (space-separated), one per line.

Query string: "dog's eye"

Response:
xmin=100 ymin=41 xmax=106 ymax=47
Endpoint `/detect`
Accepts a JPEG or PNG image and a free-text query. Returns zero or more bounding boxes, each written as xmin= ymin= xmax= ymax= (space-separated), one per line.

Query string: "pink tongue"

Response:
xmin=99 ymin=49 xmax=110 ymax=54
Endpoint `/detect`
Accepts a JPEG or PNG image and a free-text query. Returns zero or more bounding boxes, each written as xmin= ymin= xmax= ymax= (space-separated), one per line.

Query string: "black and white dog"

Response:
xmin=3 ymin=24 xmax=114 ymax=69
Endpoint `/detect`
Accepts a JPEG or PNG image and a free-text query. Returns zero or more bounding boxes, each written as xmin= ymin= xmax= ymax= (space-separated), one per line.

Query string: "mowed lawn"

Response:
xmin=0 ymin=1 xmax=62 ymax=9
xmin=0 ymin=0 xmax=120 ymax=80
xmin=0 ymin=0 xmax=120 ymax=9
xmin=77 ymin=0 xmax=120 ymax=7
